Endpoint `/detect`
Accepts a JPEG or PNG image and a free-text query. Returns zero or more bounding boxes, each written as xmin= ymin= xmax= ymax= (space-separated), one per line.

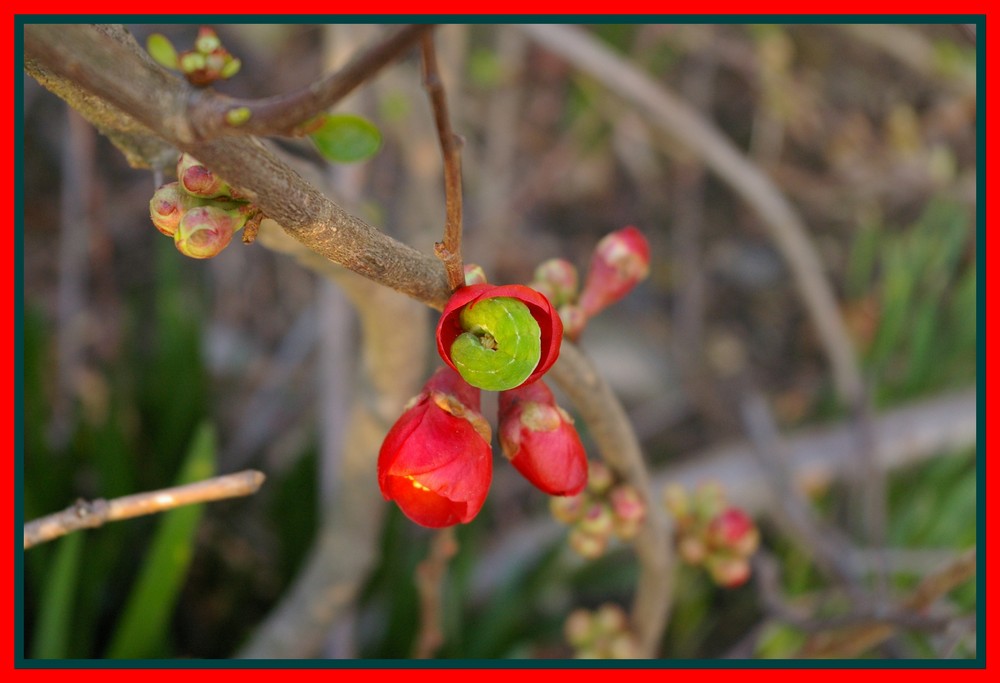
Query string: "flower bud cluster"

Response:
xmin=549 ymin=461 xmax=647 ymax=559
xmin=149 ymin=154 xmax=258 ymax=259
xmin=664 ymin=482 xmax=760 ymax=588
xmin=564 ymin=603 xmax=639 ymax=659
xmin=149 ymin=27 xmax=242 ymax=87
xmin=530 ymin=226 xmax=650 ymax=341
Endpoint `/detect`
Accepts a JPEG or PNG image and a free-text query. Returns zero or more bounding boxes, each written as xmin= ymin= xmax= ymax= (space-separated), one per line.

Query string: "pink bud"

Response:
xmin=568 ymin=527 xmax=608 ymax=559
xmin=564 ymin=609 xmax=596 ymax=648
xmin=550 ymin=492 xmax=587 ymax=524
xmin=173 ymin=205 xmax=242 ymax=259
xmin=586 ymin=460 xmax=615 ymax=496
xmin=706 ymin=555 xmax=752 ymax=588
xmin=532 ymin=258 xmax=579 ymax=308
xmin=149 ymin=182 xmax=185 ymax=236
xmin=499 ymin=380 xmax=587 ymax=496
xmin=578 ymin=226 xmax=650 ymax=317
xmin=707 ymin=507 xmax=760 ymax=557
xmin=678 ymin=536 xmax=707 ymax=565
xmin=558 ymin=303 xmax=588 ymax=341
xmin=177 ymin=153 xmax=232 ymax=198
xmin=577 ymin=501 xmax=614 ymax=537
xmin=463 ymin=263 xmax=488 ymax=285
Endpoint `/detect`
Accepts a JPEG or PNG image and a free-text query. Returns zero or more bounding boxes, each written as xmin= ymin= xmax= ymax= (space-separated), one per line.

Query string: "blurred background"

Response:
xmin=21 ymin=23 xmax=977 ymax=659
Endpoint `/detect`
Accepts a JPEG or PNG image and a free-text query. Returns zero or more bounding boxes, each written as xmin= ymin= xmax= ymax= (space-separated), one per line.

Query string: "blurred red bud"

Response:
xmin=578 ymin=226 xmax=650 ymax=317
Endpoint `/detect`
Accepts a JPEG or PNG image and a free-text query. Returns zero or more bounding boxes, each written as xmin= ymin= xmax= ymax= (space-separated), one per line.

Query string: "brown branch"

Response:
xmin=187 ymin=25 xmax=434 ymax=140
xmin=413 ymin=528 xmax=459 ymax=658
xmin=420 ymin=32 xmax=466 ymax=291
xmin=24 ymin=24 xmax=453 ymax=308
xmin=547 ymin=342 xmax=674 ymax=658
xmin=518 ymin=24 xmax=864 ymax=408
xmin=23 ymin=470 xmax=266 ymax=550
xmin=796 ymin=548 xmax=977 ymax=658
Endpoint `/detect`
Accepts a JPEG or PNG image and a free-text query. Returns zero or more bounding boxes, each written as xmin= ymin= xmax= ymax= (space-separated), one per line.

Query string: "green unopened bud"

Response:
xmin=174 ymin=204 xmax=243 ymax=259
xmin=678 ymin=535 xmax=707 ymax=565
xmin=663 ymin=483 xmax=690 ymax=519
xmin=179 ymin=50 xmax=207 ymax=74
xmin=694 ymin=481 xmax=727 ymax=521
xmin=586 ymin=461 xmax=615 ymax=495
xmin=593 ymin=603 xmax=628 ymax=635
xmin=706 ymin=554 xmax=752 ymax=588
xmin=550 ymin=492 xmax=587 ymax=524
xmin=568 ymin=527 xmax=608 ymax=559
xmin=607 ymin=632 xmax=640 ymax=659
xmin=564 ymin=608 xmax=596 ymax=648
xmin=463 ymin=263 xmax=488 ymax=285
xmin=578 ymin=501 xmax=614 ymax=537
xmin=195 ymin=27 xmax=221 ymax=54
xmin=177 ymin=153 xmax=232 ymax=199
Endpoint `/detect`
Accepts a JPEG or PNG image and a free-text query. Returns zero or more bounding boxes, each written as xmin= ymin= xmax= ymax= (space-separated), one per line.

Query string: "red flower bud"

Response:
xmin=707 ymin=507 xmax=760 ymax=557
xmin=149 ymin=182 xmax=185 ymax=237
xmin=436 ymin=284 xmax=563 ymax=391
xmin=498 ymin=380 xmax=587 ymax=496
xmin=377 ymin=367 xmax=492 ymax=528
xmin=578 ymin=226 xmax=650 ymax=317
xmin=463 ymin=263 xmax=488 ymax=285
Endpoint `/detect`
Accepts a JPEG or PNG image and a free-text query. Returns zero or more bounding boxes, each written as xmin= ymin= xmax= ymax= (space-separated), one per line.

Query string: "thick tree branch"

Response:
xmin=24 ymin=23 xmax=453 ymax=308
xmin=23 ymin=470 xmax=266 ymax=550
xmin=187 ymin=25 xmax=434 ymax=139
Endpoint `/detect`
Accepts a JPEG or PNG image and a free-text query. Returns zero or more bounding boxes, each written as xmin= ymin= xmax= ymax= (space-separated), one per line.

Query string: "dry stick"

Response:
xmin=413 ymin=528 xmax=459 ymax=658
xmin=23 ymin=470 xmax=266 ymax=550
xmin=518 ymin=24 xmax=864 ymax=408
xmin=420 ymin=32 xmax=466 ymax=291
xmin=796 ymin=547 xmax=977 ymax=658
xmin=548 ymin=343 xmax=673 ymax=658
xmin=187 ymin=25 xmax=434 ymax=140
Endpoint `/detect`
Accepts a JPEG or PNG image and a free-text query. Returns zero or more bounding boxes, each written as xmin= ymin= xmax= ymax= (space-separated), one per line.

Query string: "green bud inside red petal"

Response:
xmin=377 ymin=367 xmax=492 ymax=528
xmin=579 ymin=226 xmax=651 ymax=318
xmin=498 ymin=379 xmax=587 ymax=496
xmin=437 ymin=284 xmax=563 ymax=390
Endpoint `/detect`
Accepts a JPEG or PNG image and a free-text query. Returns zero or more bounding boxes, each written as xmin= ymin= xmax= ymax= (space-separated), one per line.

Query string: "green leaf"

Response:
xmin=30 ymin=533 xmax=84 ymax=659
xmin=147 ymin=34 xmax=179 ymax=70
xmin=309 ymin=113 xmax=382 ymax=164
xmin=104 ymin=422 xmax=217 ymax=658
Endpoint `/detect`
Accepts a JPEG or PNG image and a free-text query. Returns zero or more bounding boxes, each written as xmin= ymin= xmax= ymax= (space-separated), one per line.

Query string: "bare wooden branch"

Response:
xmin=187 ymin=25 xmax=434 ymax=140
xmin=420 ymin=32 xmax=466 ymax=291
xmin=23 ymin=470 xmax=266 ymax=550
xmin=548 ymin=342 xmax=674 ymax=658
xmin=413 ymin=528 xmax=459 ymax=658
xmin=518 ymin=23 xmax=865 ymax=408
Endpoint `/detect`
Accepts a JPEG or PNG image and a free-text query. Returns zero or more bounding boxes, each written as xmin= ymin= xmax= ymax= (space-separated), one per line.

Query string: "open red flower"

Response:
xmin=579 ymin=226 xmax=651 ymax=317
xmin=378 ymin=367 xmax=492 ymax=528
xmin=499 ymin=379 xmax=587 ymax=496
xmin=436 ymin=284 xmax=563 ymax=391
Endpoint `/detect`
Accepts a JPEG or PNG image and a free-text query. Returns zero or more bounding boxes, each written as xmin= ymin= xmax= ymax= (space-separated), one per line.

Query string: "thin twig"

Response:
xmin=518 ymin=24 xmax=864 ymax=408
xmin=420 ymin=32 xmax=466 ymax=292
xmin=796 ymin=548 xmax=977 ymax=658
xmin=548 ymin=342 xmax=673 ymax=658
xmin=413 ymin=527 xmax=459 ymax=658
xmin=186 ymin=25 xmax=434 ymax=140
xmin=23 ymin=470 xmax=266 ymax=550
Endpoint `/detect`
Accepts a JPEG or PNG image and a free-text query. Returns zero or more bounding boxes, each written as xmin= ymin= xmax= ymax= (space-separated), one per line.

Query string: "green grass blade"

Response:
xmin=30 ymin=532 xmax=84 ymax=659
xmin=105 ymin=422 xmax=217 ymax=659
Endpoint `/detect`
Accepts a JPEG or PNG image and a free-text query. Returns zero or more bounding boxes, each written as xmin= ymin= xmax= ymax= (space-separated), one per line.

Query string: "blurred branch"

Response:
xmin=471 ymin=387 xmax=975 ymax=600
xmin=420 ymin=32 xmax=466 ymax=291
xmin=186 ymin=25 xmax=433 ymax=139
xmin=518 ymin=23 xmax=864 ymax=408
xmin=23 ymin=470 xmax=266 ymax=550
xmin=413 ymin=528 xmax=459 ymax=658
xmin=548 ymin=342 xmax=674 ymax=658
xmin=796 ymin=547 xmax=976 ymax=658
xmin=24 ymin=24 xmax=452 ymax=308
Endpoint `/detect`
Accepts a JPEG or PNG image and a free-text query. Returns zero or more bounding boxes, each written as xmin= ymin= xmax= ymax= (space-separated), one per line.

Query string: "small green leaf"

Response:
xmin=220 ymin=57 xmax=242 ymax=80
xmin=224 ymin=106 xmax=251 ymax=127
xmin=147 ymin=34 xmax=179 ymax=70
xmin=31 ymin=533 xmax=84 ymax=659
xmin=309 ymin=113 xmax=382 ymax=164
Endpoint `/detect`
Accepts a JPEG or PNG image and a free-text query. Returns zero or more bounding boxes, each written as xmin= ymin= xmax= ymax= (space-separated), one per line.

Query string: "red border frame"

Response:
xmin=10 ymin=4 xmax=993 ymax=679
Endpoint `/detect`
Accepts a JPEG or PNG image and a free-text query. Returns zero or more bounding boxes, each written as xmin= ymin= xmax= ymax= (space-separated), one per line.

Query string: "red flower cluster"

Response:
xmin=378 ymin=368 xmax=587 ymax=528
